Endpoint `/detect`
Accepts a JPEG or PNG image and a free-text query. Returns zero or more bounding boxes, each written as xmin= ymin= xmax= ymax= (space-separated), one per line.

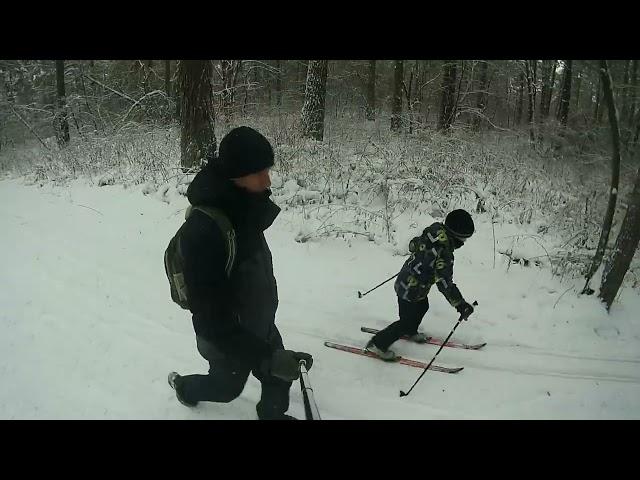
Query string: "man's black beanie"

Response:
xmin=216 ymin=126 xmax=274 ymax=179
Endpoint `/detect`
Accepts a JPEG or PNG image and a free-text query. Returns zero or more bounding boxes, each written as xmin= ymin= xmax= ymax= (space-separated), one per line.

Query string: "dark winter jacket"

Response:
xmin=394 ymin=222 xmax=465 ymax=307
xmin=179 ymin=163 xmax=281 ymax=370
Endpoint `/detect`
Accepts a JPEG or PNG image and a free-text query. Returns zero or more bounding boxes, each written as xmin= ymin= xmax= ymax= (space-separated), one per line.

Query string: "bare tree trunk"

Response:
xmin=472 ymin=60 xmax=489 ymax=131
xmin=178 ymin=60 xmax=216 ymax=171
xmin=242 ymin=68 xmax=250 ymax=116
xmin=574 ymin=64 xmax=582 ymax=110
xmin=594 ymin=77 xmax=602 ymax=124
xmin=532 ymin=60 xmax=538 ymax=113
xmin=547 ymin=60 xmax=557 ymax=118
xmin=451 ymin=60 xmax=466 ymax=125
xmin=621 ymin=60 xmax=631 ymax=122
xmin=130 ymin=60 xmax=142 ymax=92
xmin=164 ymin=60 xmax=171 ymax=98
xmin=516 ymin=70 xmax=524 ymax=125
xmin=599 ymin=164 xmax=640 ymax=309
xmin=391 ymin=60 xmax=404 ymax=132
xmin=418 ymin=60 xmax=428 ymax=119
xmin=266 ymin=64 xmax=272 ymax=107
xmin=630 ymin=59 xmax=638 ymax=125
xmin=622 ymin=60 xmax=638 ymax=146
xmin=69 ymin=107 xmax=81 ymax=138
xmin=597 ymin=80 xmax=605 ymax=125
xmin=558 ymin=60 xmax=572 ymax=126
xmin=233 ymin=61 xmax=242 ymax=111
xmin=301 ymin=60 xmax=328 ymax=141
xmin=164 ymin=60 xmax=173 ymax=120
xmin=298 ymin=60 xmax=308 ymax=97
xmin=539 ymin=60 xmax=554 ymax=121
xmin=412 ymin=60 xmax=420 ymax=131
xmin=365 ymin=60 xmax=376 ymax=121
xmin=505 ymin=75 xmax=511 ymax=128
xmin=438 ymin=60 xmax=457 ymax=132
xmin=141 ymin=60 xmax=153 ymax=94
xmin=175 ymin=61 xmax=182 ymax=120
xmin=55 ymin=60 xmax=70 ymax=147
xmin=78 ymin=62 xmax=100 ymax=133
xmin=401 ymin=61 xmax=420 ymax=133
xmin=582 ymin=60 xmax=622 ymax=294
xmin=524 ymin=61 xmax=535 ymax=142
xmin=219 ymin=60 xmax=242 ymax=121
xmin=275 ymin=60 xmax=282 ymax=107
xmin=536 ymin=62 xmax=547 ymax=135
xmin=540 ymin=60 xmax=550 ymax=118
xmin=251 ymin=67 xmax=259 ymax=113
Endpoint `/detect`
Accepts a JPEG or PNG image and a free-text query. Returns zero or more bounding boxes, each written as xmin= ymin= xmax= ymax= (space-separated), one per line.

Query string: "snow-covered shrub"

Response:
xmin=2 ymin=115 xmax=639 ymax=289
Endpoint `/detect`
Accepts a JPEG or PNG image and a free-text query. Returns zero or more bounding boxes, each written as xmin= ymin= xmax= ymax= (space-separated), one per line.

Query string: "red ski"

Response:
xmin=323 ymin=341 xmax=463 ymax=374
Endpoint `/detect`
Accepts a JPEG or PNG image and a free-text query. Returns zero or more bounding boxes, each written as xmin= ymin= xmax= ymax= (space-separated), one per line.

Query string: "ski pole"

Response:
xmin=399 ymin=300 xmax=478 ymax=398
xmin=299 ymin=360 xmax=321 ymax=420
xmin=358 ymin=273 xmax=398 ymax=298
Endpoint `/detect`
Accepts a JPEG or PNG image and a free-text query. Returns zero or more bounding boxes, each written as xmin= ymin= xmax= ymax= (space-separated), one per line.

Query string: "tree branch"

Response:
xmin=81 ymin=74 xmax=136 ymax=103
xmin=9 ymin=104 xmax=50 ymax=151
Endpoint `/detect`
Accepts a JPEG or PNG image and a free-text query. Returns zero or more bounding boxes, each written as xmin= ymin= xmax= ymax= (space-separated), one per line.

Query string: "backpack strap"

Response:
xmin=186 ymin=205 xmax=236 ymax=278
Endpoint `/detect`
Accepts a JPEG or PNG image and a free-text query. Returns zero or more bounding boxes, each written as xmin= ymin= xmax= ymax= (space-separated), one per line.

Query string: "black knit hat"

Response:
xmin=445 ymin=209 xmax=475 ymax=239
xmin=217 ymin=126 xmax=274 ymax=179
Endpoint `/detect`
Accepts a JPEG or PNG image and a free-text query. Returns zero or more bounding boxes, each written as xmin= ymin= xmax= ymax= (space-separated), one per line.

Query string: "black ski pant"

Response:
xmin=177 ymin=327 xmax=292 ymax=420
xmin=371 ymin=297 xmax=430 ymax=351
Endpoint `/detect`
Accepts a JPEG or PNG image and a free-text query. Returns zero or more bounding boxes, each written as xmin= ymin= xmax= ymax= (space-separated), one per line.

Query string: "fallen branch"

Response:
xmin=82 ymin=74 xmax=136 ymax=104
xmin=75 ymin=204 xmax=104 ymax=216
xmin=9 ymin=105 xmax=50 ymax=151
xmin=553 ymin=286 xmax=575 ymax=309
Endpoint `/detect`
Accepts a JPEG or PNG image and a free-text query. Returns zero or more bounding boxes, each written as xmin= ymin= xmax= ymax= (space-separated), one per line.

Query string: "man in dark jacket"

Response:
xmin=168 ymin=126 xmax=313 ymax=420
xmin=365 ymin=209 xmax=476 ymax=361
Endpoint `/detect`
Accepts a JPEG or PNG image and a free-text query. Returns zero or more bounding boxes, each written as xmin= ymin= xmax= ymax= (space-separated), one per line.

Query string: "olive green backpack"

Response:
xmin=164 ymin=206 xmax=236 ymax=310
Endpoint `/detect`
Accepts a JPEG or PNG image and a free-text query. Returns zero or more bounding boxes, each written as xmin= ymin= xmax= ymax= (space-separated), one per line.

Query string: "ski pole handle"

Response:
xmin=299 ymin=359 xmax=309 ymax=373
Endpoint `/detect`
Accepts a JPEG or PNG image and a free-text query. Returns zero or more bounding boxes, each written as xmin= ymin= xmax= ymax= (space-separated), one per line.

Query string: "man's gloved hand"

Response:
xmin=265 ymin=349 xmax=313 ymax=382
xmin=456 ymin=301 xmax=474 ymax=320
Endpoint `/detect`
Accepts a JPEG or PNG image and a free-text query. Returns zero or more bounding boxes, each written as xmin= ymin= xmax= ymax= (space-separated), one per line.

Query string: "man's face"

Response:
xmin=233 ymin=168 xmax=271 ymax=193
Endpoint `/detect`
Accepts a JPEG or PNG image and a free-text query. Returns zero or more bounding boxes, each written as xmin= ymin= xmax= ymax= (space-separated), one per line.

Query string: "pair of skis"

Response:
xmin=324 ymin=327 xmax=486 ymax=375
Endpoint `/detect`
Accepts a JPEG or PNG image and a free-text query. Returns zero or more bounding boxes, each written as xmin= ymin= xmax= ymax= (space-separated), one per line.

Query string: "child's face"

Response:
xmin=452 ymin=236 xmax=465 ymax=249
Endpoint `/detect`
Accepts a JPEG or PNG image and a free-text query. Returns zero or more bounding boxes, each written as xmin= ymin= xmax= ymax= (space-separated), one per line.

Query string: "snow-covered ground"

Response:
xmin=2 ymin=176 xmax=640 ymax=419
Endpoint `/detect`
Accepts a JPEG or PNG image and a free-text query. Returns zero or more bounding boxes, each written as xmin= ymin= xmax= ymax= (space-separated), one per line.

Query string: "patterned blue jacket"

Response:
xmin=394 ymin=222 xmax=464 ymax=306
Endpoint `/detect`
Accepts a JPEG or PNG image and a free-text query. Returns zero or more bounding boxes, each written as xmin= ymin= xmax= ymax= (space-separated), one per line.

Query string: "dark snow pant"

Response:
xmin=371 ymin=297 xmax=430 ymax=351
xmin=177 ymin=328 xmax=292 ymax=420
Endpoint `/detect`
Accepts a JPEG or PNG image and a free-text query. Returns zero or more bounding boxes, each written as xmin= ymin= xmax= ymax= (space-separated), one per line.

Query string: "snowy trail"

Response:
xmin=323 ymin=334 xmax=640 ymax=384
xmin=2 ymin=178 xmax=640 ymax=419
xmin=480 ymin=341 xmax=640 ymax=364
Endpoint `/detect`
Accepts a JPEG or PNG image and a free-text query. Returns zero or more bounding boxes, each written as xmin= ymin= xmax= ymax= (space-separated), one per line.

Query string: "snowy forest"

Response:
xmin=1 ymin=59 xmax=639 ymax=420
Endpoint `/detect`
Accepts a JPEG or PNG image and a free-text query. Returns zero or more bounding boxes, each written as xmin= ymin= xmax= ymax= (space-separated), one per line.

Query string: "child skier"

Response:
xmin=365 ymin=209 xmax=476 ymax=361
